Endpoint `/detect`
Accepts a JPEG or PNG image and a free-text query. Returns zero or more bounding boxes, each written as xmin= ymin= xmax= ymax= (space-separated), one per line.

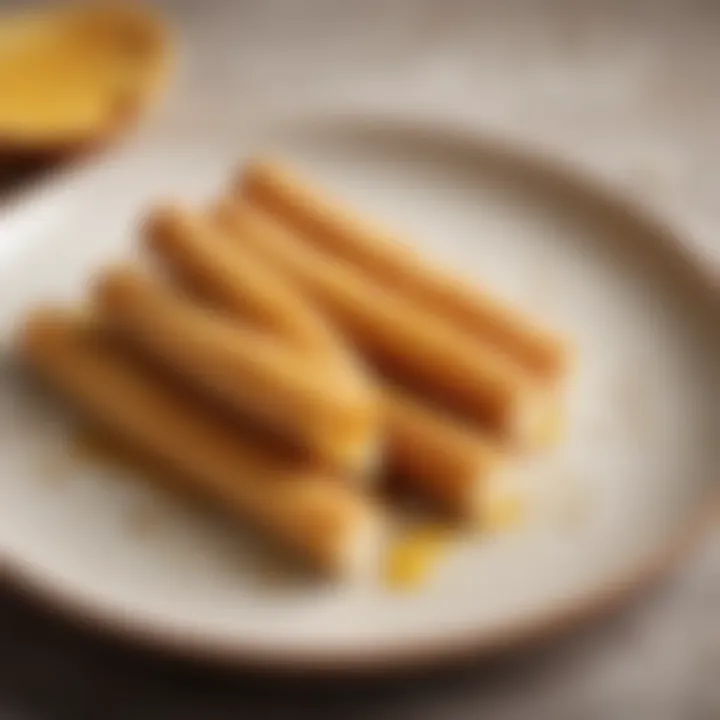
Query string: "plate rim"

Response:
xmin=2 ymin=111 xmax=718 ymax=673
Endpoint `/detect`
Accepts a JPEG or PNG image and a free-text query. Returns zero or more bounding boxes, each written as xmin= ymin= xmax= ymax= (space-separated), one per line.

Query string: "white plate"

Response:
xmin=1 ymin=116 xmax=718 ymax=670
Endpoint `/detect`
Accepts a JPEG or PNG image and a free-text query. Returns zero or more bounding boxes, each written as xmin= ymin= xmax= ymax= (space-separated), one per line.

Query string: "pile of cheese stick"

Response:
xmin=18 ymin=160 xmax=574 ymax=581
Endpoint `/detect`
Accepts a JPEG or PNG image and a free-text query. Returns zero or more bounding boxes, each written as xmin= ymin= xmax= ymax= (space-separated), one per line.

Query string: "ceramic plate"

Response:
xmin=1 ymin=116 xmax=718 ymax=671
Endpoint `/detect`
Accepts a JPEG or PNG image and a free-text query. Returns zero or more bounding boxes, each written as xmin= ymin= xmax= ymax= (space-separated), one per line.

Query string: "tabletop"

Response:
xmin=1 ymin=1 xmax=718 ymax=718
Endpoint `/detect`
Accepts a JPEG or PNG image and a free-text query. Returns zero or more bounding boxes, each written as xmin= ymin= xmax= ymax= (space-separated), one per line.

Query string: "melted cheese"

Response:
xmin=385 ymin=525 xmax=450 ymax=591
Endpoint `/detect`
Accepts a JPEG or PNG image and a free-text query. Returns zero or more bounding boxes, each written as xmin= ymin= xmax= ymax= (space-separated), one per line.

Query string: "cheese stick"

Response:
xmin=240 ymin=159 xmax=573 ymax=380
xmin=18 ymin=309 xmax=382 ymax=577
xmin=216 ymin=200 xmax=550 ymax=448
xmin=383 ymin=387 xmax=508 ymax=519
xmin=94 ymin=267 xmax=379 ymax=478
xmin=143 ymin=204 xmax=338 ymax=354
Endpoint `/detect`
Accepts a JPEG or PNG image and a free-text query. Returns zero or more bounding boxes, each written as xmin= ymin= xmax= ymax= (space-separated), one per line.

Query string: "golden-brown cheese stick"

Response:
xmin=94 ymin=268 xmax=379 ymax=479
xmin=18 ymin=310 xmax=382 ymax=577
xmin=143 ymin=204 xmax=339 ymax=355
xmin=383 ymin=387 xmax=508 ymax=520
xmin=216 ymin=201 xmax=550 ymax=448
xmin=240 ymin=159 xmax=573 ymax=380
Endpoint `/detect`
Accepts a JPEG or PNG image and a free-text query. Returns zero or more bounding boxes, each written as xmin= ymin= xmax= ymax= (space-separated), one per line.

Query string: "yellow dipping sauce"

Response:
xmin=0 ymin=4 xmax=168 ymax=145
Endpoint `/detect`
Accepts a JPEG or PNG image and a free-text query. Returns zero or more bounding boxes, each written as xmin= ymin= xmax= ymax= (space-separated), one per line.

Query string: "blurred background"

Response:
xmin=1 ymin=0 xmax=719 ymax=718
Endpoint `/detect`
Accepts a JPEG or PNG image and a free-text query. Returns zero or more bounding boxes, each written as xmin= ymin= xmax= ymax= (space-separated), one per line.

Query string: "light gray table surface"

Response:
xmin=1 ymin=1 xmax=718 ymax=717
